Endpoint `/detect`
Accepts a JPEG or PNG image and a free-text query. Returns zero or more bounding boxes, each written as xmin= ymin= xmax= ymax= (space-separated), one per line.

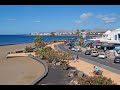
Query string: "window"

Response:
xmin=118 ymin=34 xmax=120 ymax=40
xmin=115 ymin=35 xmax=117 ymax=40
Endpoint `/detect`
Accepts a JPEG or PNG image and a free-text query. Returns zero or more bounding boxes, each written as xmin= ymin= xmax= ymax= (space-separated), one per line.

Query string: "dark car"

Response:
xmin=69 ymin=46 xmax=74 ymax=49
xmin=85 ymin=50 xmax=91 ymax=55
xmin=114 ymin=56 xmax=120 ymax=63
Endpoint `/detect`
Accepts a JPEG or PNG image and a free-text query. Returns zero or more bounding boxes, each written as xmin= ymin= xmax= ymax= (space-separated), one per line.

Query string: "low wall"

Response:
xmin=29 ymin=56 xmax=48 ymax=85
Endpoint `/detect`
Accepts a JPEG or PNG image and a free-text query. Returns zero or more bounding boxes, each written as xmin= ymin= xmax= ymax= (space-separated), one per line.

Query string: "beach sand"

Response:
xmin=0 ymin=43 xmax=34 ymax=60
xmin=0 ymin=57 xmax=45 ymax=85
xmin=0 ymin=43 xmax=46 ymax=85
xmin=69 ymin=60 xmax=120 ymax=85
xmin=46 ymin=42 xmax=63 ymax=50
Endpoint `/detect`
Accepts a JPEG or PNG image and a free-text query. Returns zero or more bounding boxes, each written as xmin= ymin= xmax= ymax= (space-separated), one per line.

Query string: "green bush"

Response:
xmin=34 ymin=35 xmax=43 ymax=43
xmin=25 ymin=46 xmax=33 ymax=53
xmin=35 ymin=45 xmax=72 ymax=63
xmin=46 ymin=50 xmax=62 ymax=63
xmin=34 ymin=35 xmax=46 ymax=48
xmin=36 ymin=46 xmax=53 ymax=60
xmin=78 ymin=76 xmax=116 ymax=85
xmin=36 ymin=48 xmax=46 ymax=59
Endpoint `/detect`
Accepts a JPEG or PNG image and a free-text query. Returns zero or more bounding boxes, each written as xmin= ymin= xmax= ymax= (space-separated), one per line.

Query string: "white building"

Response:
xmin=88 ymin=28 xmax=120 ymax=44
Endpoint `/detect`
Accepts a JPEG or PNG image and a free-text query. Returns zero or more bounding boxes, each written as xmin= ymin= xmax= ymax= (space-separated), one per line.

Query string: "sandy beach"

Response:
xmin=0 ymin=43 xmax=34 ymax=60
xmin=0 ymin=57 xmax=45 ymax=85
xmin=0 ymin=43 xmax=45 ymax=85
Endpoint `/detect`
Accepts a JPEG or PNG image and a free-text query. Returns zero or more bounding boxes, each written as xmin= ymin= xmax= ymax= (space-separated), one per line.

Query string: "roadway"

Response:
xmin=57 ymin=43 xmax=120 ymax=74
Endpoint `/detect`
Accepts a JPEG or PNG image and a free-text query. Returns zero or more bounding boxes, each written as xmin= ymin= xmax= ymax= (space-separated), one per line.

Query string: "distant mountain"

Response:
xmin=55 ymin=28 xmax=110 ymax=33
xmin=84 ymin=28 xmax=114 ymax=32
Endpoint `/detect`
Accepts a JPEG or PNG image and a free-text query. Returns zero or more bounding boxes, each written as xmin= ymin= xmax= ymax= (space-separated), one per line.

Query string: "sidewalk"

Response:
xmin=53 ymin=43 xmax=120 ymax=85
xmin=69 ymin=59 xmax=120 ymax=85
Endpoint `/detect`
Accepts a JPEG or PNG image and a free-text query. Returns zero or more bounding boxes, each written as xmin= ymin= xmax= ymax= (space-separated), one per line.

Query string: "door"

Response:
xmin=118 ymin=34 xmax=120 ymax=40
xmin=115 ymin=35 xmax=117 ymax=40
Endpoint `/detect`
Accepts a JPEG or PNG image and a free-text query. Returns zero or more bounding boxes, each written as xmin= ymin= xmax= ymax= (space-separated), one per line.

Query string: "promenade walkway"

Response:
xmin=52 ymin=42 xmax=120 ymax=85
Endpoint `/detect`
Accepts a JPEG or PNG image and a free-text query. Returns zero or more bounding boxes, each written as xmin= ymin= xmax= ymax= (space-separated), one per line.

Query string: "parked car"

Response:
xmin=74 ymin=48 xmax=82 ymax=52
xmin=85 ymin=50 xmax=91 ymax=55
xmin=117 ymin=50 xmax=120 ymax=54
xmin=69 ymin=46 xmax=74 ymax=49
xmin=91 ymin=51 xmax=99 ymax=57
xmin=66 ymin=43 xmax=70 ymax=46
xmin=98 ymin=53 xmax=107 ymax=59
xmin=71 ymin=47 xmax=76 ymax=51
xmin=114 ymin=56 xmax=120 ymax=63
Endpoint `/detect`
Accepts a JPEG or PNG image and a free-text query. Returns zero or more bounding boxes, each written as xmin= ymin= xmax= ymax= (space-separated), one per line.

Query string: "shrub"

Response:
xmin=34 ymin=35 xmax=43 ymax=43
xmin=44 ymin=46 xmax=53 ymax=52
xmin=35 ymin=45 xmax=72 ymax=63
xmin=34 ymin=35 xmax=46 ymax=48
xmin=46 ymin=50 xmax=62 ymax=63
xmin=35 ymin=41 xmax=46 ymax=48
xmin=25 ymin=46 xmax=33 ymax=53
xmin=36 ymin=47 xmax=46 ymax=59
xmin=78 ymin=76 xmax=116 ymax=85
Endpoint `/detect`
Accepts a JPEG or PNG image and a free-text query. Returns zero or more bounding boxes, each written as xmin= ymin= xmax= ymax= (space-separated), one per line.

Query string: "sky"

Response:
xmin=0 ymin=5 xmax=120 ymax=34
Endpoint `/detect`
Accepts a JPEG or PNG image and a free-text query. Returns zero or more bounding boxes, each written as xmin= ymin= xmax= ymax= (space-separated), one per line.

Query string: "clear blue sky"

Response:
xmin=0 ymin=5 xmax=120 ymax=35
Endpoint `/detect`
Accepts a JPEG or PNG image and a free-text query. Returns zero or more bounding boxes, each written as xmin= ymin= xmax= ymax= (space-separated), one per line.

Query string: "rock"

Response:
xmin=28 ymin=54 xmax=33 ymax=57
xmin=69 ymin=80 xmax=74 ymax=85
xmin=55 ymin=62 xmax=61 ymax=66
xmin=68 ymin=69 xmax=77 ymax=77
xmin=41 ymin=84 xmax=47 ymax=85
xmin=52 ymin=60 xmax=56 ymax=64
xmin=69 ymin=78 xmax=79 ymax=85
xmin=73 ymin=80 xmax=79 ymax=85
xmin=23 ymin=50 xmax=25 ymax=53
xmin=62 ymin=66 xmax=68 ymax=70
xmin=77 ymin=71 xmax=84 ymax=78
xmin=7 ymin=52 xmax=10 ymax=54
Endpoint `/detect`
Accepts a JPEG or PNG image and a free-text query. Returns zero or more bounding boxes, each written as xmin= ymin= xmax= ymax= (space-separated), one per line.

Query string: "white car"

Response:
xmin=98 ymin=53 xmax=107 ymax=59
xmin=117 ymin=50 xmax=120 ymax=54
xmin=91 ymin=51 xmax=99 ymax=57
xmin=71 ymin=48 xmax=82 ymax=52
xmin=74 ymin=48 xmax=82 ymax=52
xmin=71 ymin=48 xmax=75 ymax=51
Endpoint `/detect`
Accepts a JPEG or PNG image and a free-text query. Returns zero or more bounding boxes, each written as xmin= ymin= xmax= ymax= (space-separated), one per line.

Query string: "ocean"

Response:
xmin=0 ymin=35 xmax=96 ymax=45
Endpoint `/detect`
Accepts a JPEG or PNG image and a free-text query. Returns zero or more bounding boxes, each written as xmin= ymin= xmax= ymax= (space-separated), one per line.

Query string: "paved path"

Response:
xmin=37 ymin=63 xmax=73 ymax=85
xmin=57 ymin=44 xmax=120 ymax=75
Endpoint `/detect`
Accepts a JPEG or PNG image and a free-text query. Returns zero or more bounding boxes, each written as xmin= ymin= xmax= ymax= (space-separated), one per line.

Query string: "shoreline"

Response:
xmin=0 ymin=42 xmax=33 ymax=46
xmin=0 ymin=35 xmax=100 ymax=46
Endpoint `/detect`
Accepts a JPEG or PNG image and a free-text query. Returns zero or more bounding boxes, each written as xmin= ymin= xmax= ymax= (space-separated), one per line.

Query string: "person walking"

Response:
xmin=74 ymin=57 xmax=77 ymax=63
xmin=76 ymin=55 xmax=79 ymax=60
xmin=74 ymin=55 xmax=79 ymax=63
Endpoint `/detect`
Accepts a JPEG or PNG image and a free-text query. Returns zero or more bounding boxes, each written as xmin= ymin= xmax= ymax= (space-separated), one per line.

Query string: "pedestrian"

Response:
xmin=74 ymin=57 xmax=77 ymax=63
xmin=76 ymin=55 xmax=79 ymax=61
xmin=74 ymin=55 xmax=79 ymax=63
xmin=93 ymin=66 xmax=100 ymax=75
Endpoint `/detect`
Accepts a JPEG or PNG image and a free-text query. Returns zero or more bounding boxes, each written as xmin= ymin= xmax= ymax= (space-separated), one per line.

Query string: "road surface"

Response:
xmin=57 ymin=43 xmax=120 ymax=75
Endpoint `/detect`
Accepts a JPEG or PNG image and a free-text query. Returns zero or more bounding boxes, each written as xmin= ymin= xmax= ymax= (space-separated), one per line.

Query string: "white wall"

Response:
xmin=110 ymin=31 xmax=120 ymax=41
